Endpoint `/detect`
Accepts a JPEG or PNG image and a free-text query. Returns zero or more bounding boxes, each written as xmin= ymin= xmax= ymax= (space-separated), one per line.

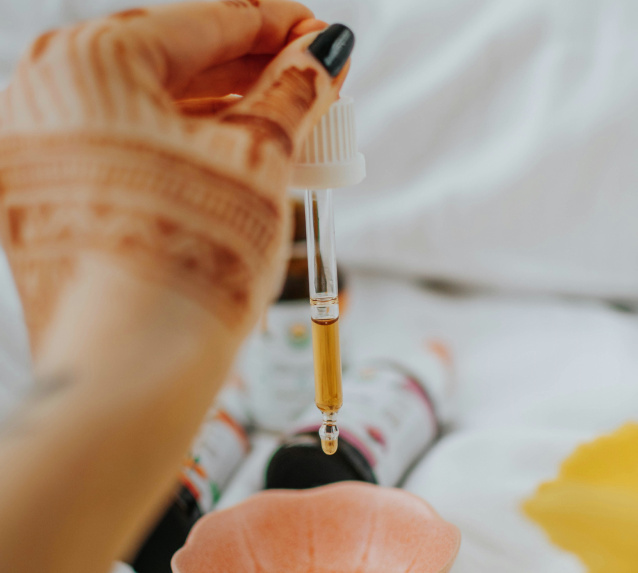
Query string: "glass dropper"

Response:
xmin=304 ymin=188 xmax=342 ymax=455
xmin=292 ymin=95 xmax=366 ymax=456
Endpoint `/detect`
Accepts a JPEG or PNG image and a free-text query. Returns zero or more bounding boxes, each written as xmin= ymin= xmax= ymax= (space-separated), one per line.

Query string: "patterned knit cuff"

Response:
xmin=0 ymin=132 xmax=283 ymax=328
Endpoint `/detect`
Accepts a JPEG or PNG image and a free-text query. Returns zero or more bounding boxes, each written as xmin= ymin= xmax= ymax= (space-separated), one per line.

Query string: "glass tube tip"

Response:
xmin=319 ymin=412 xmax=339 ymax=455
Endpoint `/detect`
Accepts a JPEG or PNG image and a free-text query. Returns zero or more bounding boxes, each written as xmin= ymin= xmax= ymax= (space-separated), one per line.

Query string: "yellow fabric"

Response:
xmin=524 ymin=423 xmax=638 ymax=572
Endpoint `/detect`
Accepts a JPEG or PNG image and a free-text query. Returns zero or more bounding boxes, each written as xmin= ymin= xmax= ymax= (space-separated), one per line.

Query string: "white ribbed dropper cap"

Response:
xmin=291 ymin=95 xmax=366 ymax=190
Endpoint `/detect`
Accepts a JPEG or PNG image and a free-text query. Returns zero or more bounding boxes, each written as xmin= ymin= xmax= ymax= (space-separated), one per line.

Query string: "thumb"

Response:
xmin=217 ymin=24 xmax=355 ymax=166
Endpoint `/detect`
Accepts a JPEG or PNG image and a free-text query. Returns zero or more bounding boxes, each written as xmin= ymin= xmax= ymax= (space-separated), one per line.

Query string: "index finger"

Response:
xmin=112 ymin=0 xmax=313 ymax=93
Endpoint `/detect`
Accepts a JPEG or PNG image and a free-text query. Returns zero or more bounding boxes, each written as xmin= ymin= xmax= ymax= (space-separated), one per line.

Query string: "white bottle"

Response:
xmin=266 ymin=342 xmax=449 ymax=488
xmin=180 ymin=386 xmax=251 ymax=514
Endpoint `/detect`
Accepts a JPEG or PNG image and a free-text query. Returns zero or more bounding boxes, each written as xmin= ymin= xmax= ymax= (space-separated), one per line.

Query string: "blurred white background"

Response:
xmin=2 ymin=0 xmax=638 ymax=297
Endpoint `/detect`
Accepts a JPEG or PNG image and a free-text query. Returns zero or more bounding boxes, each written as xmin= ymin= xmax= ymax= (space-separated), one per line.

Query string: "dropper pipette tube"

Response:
xmin=305 ymin=188 xmax=343 ymax=455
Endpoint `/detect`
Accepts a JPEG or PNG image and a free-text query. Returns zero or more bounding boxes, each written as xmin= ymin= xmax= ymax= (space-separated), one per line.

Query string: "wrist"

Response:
xmin=36 ymin=254 xmax=242 ymax=397
xmin=0 ymin=131 xmax=284 ymax=350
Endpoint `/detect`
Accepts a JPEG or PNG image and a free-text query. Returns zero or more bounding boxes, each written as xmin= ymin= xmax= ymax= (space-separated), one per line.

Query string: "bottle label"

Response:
xmin=180 ymin=392 xmax=250 ymax=514
xmin=242 ymin=300 xmax=316 ymax=431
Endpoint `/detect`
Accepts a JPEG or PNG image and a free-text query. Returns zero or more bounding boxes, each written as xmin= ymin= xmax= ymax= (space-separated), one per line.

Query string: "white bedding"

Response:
xmin=3 ymin=0 xmax=638 ymax=302
xmin=1 ymin=0 xmax=637 ymax=571
xmin=324 ymin=0 xmax=638 ymax=301
xmin=215 ymin=272 xmax=638 ymax=571
xmin=348 ymin=274 xmax=638 ymax=572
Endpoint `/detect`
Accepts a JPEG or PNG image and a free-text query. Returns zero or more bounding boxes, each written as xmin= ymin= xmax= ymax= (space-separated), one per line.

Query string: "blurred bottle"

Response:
xmin=179 ymin=386 xmax=251 ymax=513
xmin=242 ymin=195 xmax=349 ymax=431
xmin=265 ymin=347 xmax=446 ymax=489
xmin=130 ymin=386 xmax=250 ymax=573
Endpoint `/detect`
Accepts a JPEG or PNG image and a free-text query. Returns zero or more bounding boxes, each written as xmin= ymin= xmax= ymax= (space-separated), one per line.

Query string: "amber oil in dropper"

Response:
xmin=311 ymin=316 xmax=343 ymax=412
xmin=311 ymin=298 xmax=343 ymax=455
xmin=305 ymin=184 xmax=344 ymax=456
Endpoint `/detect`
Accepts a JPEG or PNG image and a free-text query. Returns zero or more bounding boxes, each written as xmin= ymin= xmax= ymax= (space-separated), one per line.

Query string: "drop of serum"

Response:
xmin=321 ymin=437 xmax=338 ymax=455
xmin=319 ymin=413 xmax=339 ymax=455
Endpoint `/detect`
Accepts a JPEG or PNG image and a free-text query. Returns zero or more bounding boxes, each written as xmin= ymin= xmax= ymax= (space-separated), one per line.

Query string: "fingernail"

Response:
xmin=307 ymin=23 xmax=355 ymax=77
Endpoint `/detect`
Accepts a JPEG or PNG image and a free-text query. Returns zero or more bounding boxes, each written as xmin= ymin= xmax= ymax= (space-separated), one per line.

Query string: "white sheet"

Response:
xmin=3 ymin=0 xmax=638 ymax=300
xmin=404 ymin=429 xmax=588 ymax=573
xmin=347 ymin=273 xmax=638 ymax=572
xmin=218 ymin=272 xmax=638 ymax=572
xmin=317 ymin=0 xmax=638 ymax=300
xmin=2 ymin=0 xmax=637 ymax=296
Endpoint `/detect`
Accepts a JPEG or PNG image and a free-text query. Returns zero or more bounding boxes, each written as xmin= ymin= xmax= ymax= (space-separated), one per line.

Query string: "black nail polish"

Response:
xmin=308 ymin=23 xmax=355 ymax=77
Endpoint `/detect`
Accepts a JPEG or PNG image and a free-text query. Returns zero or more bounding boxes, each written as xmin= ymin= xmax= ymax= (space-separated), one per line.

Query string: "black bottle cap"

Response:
xmin=265 ymin=432 xmax=376 ymax=490
xmin=130 ymin=485 xmax=202 ymax=573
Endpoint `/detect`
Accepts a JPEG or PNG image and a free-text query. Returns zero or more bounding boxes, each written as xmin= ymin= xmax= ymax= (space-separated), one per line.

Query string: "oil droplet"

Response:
xmin=321 ymin=437 xmax=338 ymax=455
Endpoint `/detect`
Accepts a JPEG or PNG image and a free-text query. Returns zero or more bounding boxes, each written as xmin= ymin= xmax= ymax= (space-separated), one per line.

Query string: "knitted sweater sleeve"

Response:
xmin=0 ymin=17 xmax=312 ymax=350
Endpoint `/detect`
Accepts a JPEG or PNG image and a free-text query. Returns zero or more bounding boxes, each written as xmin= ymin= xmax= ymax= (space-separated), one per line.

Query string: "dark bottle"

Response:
xmin=130 ymin=485 xmax=201 ymax=573
xmin=265 ymin=432 xmax=376 ymax=489
xmin=129 ymin=388 xmax=250 ymax=573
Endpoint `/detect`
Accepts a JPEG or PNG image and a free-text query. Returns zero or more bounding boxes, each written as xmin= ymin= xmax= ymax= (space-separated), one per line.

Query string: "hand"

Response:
xmin=0 ymin=6 xmax=354 ymax=573
xmin=0 ymin=1 xmax=353 ymax=352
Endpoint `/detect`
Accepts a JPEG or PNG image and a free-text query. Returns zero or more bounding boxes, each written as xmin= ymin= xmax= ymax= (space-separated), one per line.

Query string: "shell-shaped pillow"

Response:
xmin=172 ymin=482 xmax=460 ymax=573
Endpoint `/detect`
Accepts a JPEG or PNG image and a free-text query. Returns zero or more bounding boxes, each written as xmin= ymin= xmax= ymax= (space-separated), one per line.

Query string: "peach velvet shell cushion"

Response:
xmin=172 ymin=482 xmax=461 ymax=573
